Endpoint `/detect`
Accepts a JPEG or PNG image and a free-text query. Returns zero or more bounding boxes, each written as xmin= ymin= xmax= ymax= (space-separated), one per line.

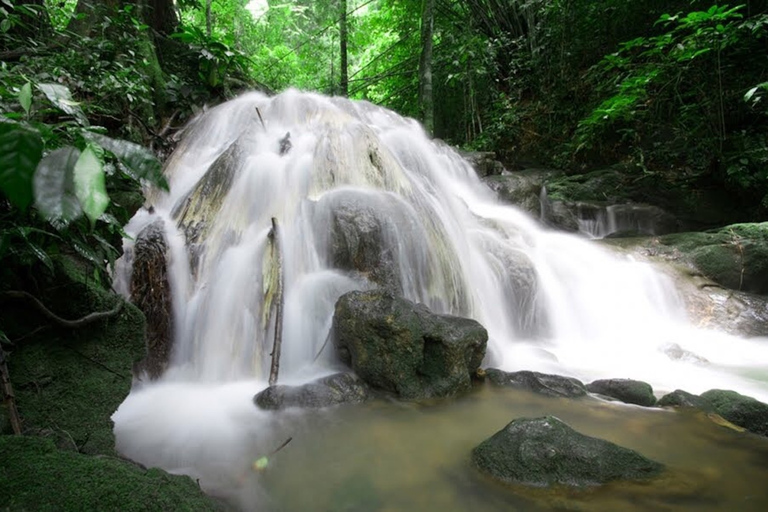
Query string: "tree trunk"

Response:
xmin=419 ymin=0 xmax=435 ymax=134
xmin=339 ymin=0 xmax=349 ymax=97
xmin=205 ymin=0 xmax=212 ymax=38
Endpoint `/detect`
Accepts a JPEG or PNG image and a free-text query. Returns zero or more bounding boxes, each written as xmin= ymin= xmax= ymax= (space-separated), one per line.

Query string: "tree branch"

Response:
xmin=0 ymin=291 xmax=123 ymax=329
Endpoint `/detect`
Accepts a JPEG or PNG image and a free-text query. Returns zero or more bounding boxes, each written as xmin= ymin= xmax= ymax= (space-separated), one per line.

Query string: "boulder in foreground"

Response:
xmin=472 ymin=416 xmax=664 ymax=486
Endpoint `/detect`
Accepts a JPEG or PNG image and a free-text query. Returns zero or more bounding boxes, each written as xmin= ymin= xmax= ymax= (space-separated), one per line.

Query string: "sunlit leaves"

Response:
xmin=83 ymin=132 xmax=169 ymax=191
xmin=34 ymin=147 xmax=83 ymax=226
xmin=74 ymin=144 xmax=110 ymax=224
xmin=0 ymin=121 xmax=43 ymax=211
xmin=37 ymin=83 xmax=90 ymax=126
xmin=18 ymin=82 xmax=32 ymax=117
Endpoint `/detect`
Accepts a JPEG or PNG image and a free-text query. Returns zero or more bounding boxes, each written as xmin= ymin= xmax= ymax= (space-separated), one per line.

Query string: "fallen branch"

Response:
xmin=0 ymin=349 xmax=23 ymax=435
xmin=0 ymin=291 xmax=123 ymax=329
xmin=268 ymin=218 xmax=284 ymax=387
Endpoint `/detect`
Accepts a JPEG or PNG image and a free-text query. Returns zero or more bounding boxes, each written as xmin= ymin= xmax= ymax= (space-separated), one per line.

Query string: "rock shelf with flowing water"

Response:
xmin=111 ymin=90 xmax=768 ymax=510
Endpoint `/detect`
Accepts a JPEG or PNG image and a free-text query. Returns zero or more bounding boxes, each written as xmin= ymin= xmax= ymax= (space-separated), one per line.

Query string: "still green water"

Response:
xmin=254 ymin=386 xmax=768 ymax=511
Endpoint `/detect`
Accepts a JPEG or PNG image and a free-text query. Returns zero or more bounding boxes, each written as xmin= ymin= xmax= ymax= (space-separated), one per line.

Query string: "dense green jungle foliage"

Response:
xmin=1 ymin=0 xmax=767 ymax=322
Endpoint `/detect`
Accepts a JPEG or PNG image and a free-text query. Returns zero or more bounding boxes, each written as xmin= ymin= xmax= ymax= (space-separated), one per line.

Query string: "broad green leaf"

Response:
xmin=84 ymin=131 xmax=169 ymax=190
xmin=37 ymin=83 xmax=89 ymax=126
xmin=34 ymin=147 xmax=83 ymax=225
xmin=0 ymin=121 xmax=43 ymax=210
xmin=71 ymin=238 xmax=103 ymax=266
xmin=18 ymin=82 xmax=32 ymax=117
xmin=74 ymin=144 xmax=109 ymax=224
xmin=745 ymin=86 xmax=759 ymax=101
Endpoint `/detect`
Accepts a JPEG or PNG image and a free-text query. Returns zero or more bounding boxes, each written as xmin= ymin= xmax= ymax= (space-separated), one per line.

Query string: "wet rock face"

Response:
xmin=472 ymin=416 xmax=664 ymax=486
xmin=701 ymin=389 xmax=768 ymax=437
xmin=586 ymin=379 xmax=657 ymax=407
xmin=254 ymin=373 xmax=370 ymax=410
xmin=332 ymin=290 xmax=487 ymax=400
xmin=329 ymin=201 xmax=400 ymax=292
xmin=463 ymin=151 xmax=506 ymax=177
xmin=483 ymin=169 xmax=562 ymax=217
xmin=130 ymin=219 xmax=172 ymax=379
xmin=484 ymin=369 xmax=587 ymax=398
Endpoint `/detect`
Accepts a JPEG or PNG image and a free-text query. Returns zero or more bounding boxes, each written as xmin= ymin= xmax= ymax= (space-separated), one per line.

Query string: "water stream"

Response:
xmin=112 ymin=90 xmax=768 ymax=510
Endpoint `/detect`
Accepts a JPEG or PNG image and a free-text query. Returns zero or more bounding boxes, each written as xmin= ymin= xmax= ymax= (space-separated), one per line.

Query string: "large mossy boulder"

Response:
xmin=484 ymin=369 xmax=587 ymax=398
xmin=608 ymin=223 xmax=768 ymax=295
xmin=254 ymin=373 xmax=370 ymax=410
xmin=700 ymin=389 xmax=768 ymax=437
xmin=586 ymin=379 xmax=656 ymax=407
xmin=1 ymin=256 xmax=146 ymax=456
xmin=332 ymin=290 xmax=487 ymax=400
xmin=472 ymin=416 xmax=663 ymax=486
xmin=0 ymin=436 xmax=219 ymax=511
xmin=542 ymin=167 xmax=743 ymax=231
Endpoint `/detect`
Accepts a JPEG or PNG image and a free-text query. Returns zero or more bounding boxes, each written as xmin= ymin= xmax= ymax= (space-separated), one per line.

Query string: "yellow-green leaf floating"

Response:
xmin=253 ymin=456 xmax=269 ymax=471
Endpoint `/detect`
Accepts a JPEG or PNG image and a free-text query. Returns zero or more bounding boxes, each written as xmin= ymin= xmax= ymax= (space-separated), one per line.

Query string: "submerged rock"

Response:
xmin=484 ymin=369 xmax=587 ymax=398
xmin=657 ymin=390 xmax=713 ymax=410
xmin=586 ymin=379 xmax=656 ymax=407
xmin=332 ymin=290 xmax=487 ymax=400
xmin=472 ymin=416 xmax=663 ymax=486
xmin=254 ymin=373 xmax=370 ymax=410
xmin=130 ymin=219 xmax=173 ymax=379
xmin=700 ymin=389 xmax=768 ymax=437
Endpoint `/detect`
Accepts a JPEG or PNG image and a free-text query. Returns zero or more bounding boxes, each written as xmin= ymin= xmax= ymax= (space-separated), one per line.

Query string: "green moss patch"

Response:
xmin=0 ymin=436 xmax=218 ymax=511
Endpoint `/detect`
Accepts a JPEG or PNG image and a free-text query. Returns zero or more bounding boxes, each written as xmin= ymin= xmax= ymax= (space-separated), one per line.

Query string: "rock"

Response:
xmin=607 ymin=223 xmax=768 ymax=295
xmin=482 ymin=168 xmax=561 ymax=216
xmin=586 ymin=379 xmax=656 ymax=407
xmin=657 ymin=390 xmax=713 ymax=410
xmin=0 ymin=436 xmax=218 ymax=511
xmin=328 ymin=196 xmax=401 ymax=291
xmin=463 ymin=151 xmax=506 ymax=177
xmin=542 ymin=167 xmax=743 ymax=231
xmin=484 ymin=369 xmax=587 ymax=398
xmin=1 ymin=255 xmax=146 ymax=456
xmin=332 ymin=290 xmax=487 ymax=400
xmin=254 ymin=373 xmax=370 ymax=410
xmin=661 ymin=343 xmax=709 ymax=364
xmin=130 ymin=219 xmax=173 ymax=379
xmin=471 ymin=416 xmax=664 ymax=486
xmin=700 ymin=389 xmax=768 ymax=437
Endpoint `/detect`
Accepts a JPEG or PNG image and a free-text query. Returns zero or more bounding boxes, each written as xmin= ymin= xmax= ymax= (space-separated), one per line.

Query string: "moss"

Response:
xmin=1 ymin=255 xmax=146 ymax=456
xmin=0 ymin=436 xmax=219 ymax=511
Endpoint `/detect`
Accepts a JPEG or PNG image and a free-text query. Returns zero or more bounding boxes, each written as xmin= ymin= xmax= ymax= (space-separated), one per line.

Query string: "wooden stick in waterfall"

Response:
xmin=268 ymin=217 xmax=284 ymax=386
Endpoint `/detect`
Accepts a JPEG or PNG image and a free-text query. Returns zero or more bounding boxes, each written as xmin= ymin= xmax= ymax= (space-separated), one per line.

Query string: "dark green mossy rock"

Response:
xmin=254 ymin=373 xmax=370 ymax=410
xmin=1 ymin=255 xmax=146 ymax=456
xmin=0 ymin=436 xmax=219 ymax=511
xmin=543 ymin=167 xmax=743 ymax=230
xmin=657 ymin=390 xmax=712 ymax=410
xmin=472 ymin=416 xmax=663 ymax=486
xmin=484 ymin=369 xmax=587 ymax=398
xmin=700 ymin=389 xmax=768 ymax=437
xmin=612 ymin=223 xmax=768 ymax=295
xmin=586 ymin=379 xmax=656 ymax=407
xmin=332 ymin=290 xmax=487 ymax=400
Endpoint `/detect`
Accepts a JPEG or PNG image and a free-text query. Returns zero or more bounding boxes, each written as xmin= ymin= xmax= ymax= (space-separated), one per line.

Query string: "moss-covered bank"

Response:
xmin=0 ymin=255 xmax=219 ymax=510
xmin=0 ymin=436 xmax=220 ymax=511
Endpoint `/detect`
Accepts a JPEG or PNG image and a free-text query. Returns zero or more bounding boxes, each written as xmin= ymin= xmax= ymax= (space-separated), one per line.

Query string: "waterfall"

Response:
xmin=112 ymin=90 xmax=768 ymax=505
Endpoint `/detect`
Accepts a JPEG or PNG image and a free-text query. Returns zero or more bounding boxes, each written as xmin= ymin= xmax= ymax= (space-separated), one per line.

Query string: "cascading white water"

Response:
xmin=112 ymin=90 xmax=768 ymax=506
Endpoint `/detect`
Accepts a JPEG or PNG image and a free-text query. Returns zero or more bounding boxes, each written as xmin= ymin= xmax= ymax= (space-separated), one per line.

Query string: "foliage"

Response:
xmin=0 ymin=78 xmax=167 ymax=287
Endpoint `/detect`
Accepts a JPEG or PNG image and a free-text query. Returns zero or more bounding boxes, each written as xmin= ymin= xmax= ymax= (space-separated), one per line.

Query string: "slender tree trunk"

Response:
xmin=339 ymin=0 xmax=349 ymax=97
xmin=206 ymin=0 xmax=212 ymax=38
xmin=419 ymin=0 xmax=435 ymax=134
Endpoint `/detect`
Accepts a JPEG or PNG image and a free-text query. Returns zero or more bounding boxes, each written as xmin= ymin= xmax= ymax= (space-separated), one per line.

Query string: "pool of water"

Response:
xmin=205 ymin=384 xmax=768 ymax=511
